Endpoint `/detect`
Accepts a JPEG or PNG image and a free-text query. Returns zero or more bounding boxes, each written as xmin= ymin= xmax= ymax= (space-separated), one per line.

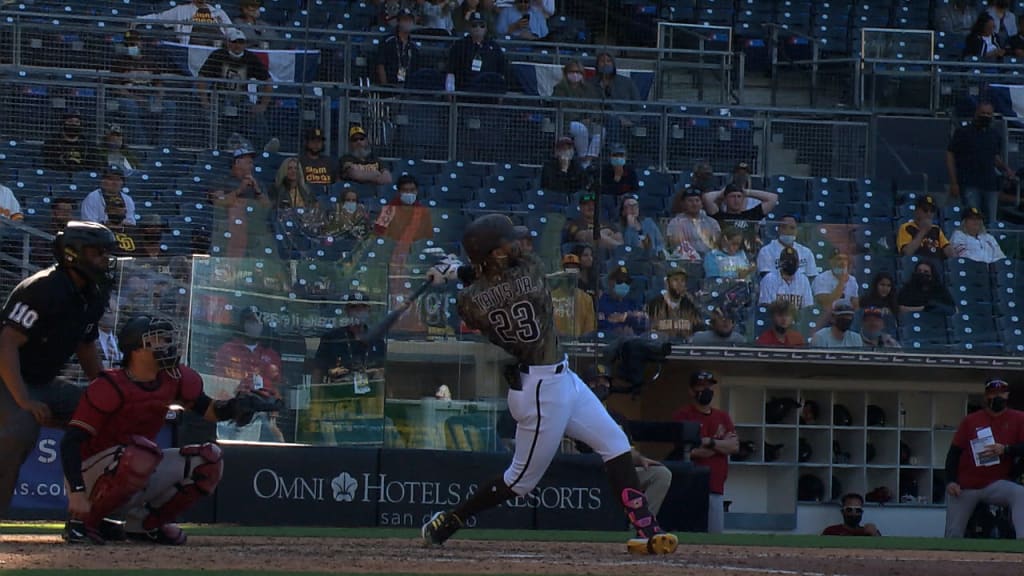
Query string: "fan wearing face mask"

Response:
xmin=810 ymin=299 xmax=863 ymax=349
xmin=821 ymin=493 xmax=881 ymax=536
xmin=541 ymin=136 xmax=590 ymax=194
xmin=375 ymin=9 xmax=422 ymax=86
xmin=896 ymin=260 xmax=956 ymax=316
xmin=312 ymin=291 xmax=387 ymax=387
xmin=42 ymin=111 xmax=102 ymax=173
xmin=325 ymin=189 xmax=371 ymax=241
xmin=758 ymin=246 xmax=814 ymax=310
xmin=372 ymin=174 xmax=433 ymax=243
xmin=447 ymin=11 xmax=507 ymax=91
xmin=673 ymin=370 xmax=739 ymax=534
xmin=755 ymin=215 xmax=819 ymax=277
xmin=943 ymin=378 xmax=1024 ymax=539
xmin=597 ymin=266 xmax=648 ymax=337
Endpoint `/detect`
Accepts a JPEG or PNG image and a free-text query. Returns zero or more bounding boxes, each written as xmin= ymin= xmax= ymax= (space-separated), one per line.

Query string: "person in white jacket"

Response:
xmin=949 ymin=207 xmax=1007 ymax=264
xmin=138 ymin=0 xmax=233 ymax=45
xmin=81 ymin=166 xmax=137 ymax=226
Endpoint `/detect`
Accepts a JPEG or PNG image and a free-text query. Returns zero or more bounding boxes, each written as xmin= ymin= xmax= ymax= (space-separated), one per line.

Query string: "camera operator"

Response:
xmin=672 ymin=370 xmax=738 ymax=533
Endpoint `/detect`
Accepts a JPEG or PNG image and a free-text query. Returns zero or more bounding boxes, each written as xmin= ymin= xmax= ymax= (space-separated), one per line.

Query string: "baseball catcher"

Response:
xmin=420 ymin=214 xmax=678 ymax=555
xmin=60 ymin=315 xmax=282 ymax=545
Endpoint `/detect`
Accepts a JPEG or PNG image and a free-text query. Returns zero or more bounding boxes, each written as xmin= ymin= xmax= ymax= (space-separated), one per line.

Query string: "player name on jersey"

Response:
xmin=470 ymin=276 xmax=540 ymax=311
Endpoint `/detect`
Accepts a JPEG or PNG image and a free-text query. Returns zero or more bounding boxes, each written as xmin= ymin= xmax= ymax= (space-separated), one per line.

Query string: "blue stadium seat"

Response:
xmin=769 ymin=175 xmax=811 ymax=200
xmin=637 ymin=170 xmax=674 ymax=198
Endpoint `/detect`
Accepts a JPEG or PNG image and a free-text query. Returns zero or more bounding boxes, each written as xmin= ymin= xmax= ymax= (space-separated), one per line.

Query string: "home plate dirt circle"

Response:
xmin=0 ymin=535 xmax=1019 ymax=575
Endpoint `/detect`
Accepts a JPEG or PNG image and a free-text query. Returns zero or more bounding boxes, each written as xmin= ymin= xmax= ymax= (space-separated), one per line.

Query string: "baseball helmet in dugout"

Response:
xmin=54 ymin=220 xmax=118 ymax=287
xmin=118 ymin=315 xmax=182 ymax=370
xmin=461 ymin=214 xmax=529 ymax=267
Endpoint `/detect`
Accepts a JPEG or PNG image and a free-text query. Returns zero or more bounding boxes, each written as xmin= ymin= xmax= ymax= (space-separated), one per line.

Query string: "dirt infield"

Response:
xmin=1 ymin=535 xmax=1021 ymax=575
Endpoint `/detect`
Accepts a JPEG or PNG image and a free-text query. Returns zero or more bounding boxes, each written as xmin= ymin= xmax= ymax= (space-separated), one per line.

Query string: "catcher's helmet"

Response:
xmin=118 ymin=315 xmax=182 ymax=370
xmin=462 ymin=214 xmax=529 ymax=266
xmin=54 ymin=220 xmax=117 ymax=287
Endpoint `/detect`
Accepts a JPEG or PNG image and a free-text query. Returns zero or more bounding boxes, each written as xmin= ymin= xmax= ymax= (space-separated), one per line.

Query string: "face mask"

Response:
xmin=567 ymin=72 xmax=584 ymax=83
xmin=989 ymin=396 xmax=1007 ymax=413
xmin=779 ymin=234 xmax=796 ymax=246
xmin=229 ymin=49 xmax=245 ymax=59
xmin=832 ymin=266 xmax=845 ymax=276
xmin=773 ymin=321 xmax=788 ymax=334
xmin=557 ymin=150 xmax=574 ymax=161
xmin=598 ymin=64 xmax=614 ymax=75
xmin=244 ymin=321 xmax=262 ymax=339
xmin=398 ymin=22 xmax=414 ymax=33
xmin=613 ymin=283 xmax=630 ymax=297
xmin=126 ymin=45 xmax=141 ymax=57
xmin=470 ymin=27 xmax=486 ymax=41
xmin=843 ymin=513 xmax=863 ymax=528
xmin=610 ymin=157 xmax=626 ymax=167
xmin=834 ymin=317 xmax=853 ymax=332
xmin=780 ymin=260 xmax=798 ymax=275
xmin=975 ymin=115 xmax=992 ymax=128
xmin=913 ymin=272 xmax=932 ymax=285
xmin=342 ymin=201 xmax=358 ymax=214
xmin=862 ymin=328 xmax=881 ymax=340
xmin=713 ymin=326 xmax=733 ymax=338
xmin=696 ymin=388 xmax=714 ymax=406
xmin=64 ymin=126 xmax=81 ymax=138
xmin=400 ymin=192 xmax=417 ymax=205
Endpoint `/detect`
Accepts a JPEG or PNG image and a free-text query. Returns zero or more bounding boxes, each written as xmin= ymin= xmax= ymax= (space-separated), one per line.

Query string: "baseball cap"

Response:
xmin=610 ymin=143 xmax=627 ymax=156
xmin=964 ymin=206 xmax=984 ymax=220
xmin=985 ymin=378 xmax=1010 ymax=391
xmin=861 ymin=306 xmax=884 ymax=319
xmin=562 ymin=253 xmax=581 ymax=268
xmin=610 ymin=265 xmax=631 ymax=283
xmin=106 ymin=123 xmax=123 ymax=135
xmin=305 ymin=127 xmax=325 ymax=141
xmin=103 ymin=164 xmax=124 ymax=177
xmin=734 ymin=161 xmax=751 ymax=172
xmin=396 ymin=7 xmax=415 ymax=20
xmin=239 ymin=305 xmax=260 ymax=324
xmin=349 ymin=125 xmax=367 ymax=140
xmin=780 ymin=245 xmax=799 ymax=259
xmin=916 ymin=195 xmax=937 ymax=211
xmin=831 ymin=298 xmax=855 ymax=316
xmin=665 ymin=261 xmax=688 ymax=279
xmin=226 ymin=28 xmax=247 ymax=43
xmin=723 ymin=183 xmax=745 ymax=196
xmin=555 ymin=135 xmax=574 ymax=148
xmin=468 ymin=11 xmax=486 ymax=24
xmin=579 ymin=192 xmax=596 ymax=204
xmin=233 ymin=146 xmax=257 ymax=159
xmin=681 ymin=185 xmax=702 ymax=198
xmin=690 ymin=370 xmax=717 ymax=387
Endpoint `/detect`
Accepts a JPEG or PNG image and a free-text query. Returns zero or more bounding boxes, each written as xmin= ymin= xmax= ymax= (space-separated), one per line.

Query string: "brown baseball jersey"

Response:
xmin=457 ymin=254 xmax=560 ymax=366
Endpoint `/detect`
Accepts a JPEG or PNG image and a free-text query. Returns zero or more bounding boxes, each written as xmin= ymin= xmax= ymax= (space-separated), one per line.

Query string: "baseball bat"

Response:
xmin=359 ymin=278 xmax=433 ymax=343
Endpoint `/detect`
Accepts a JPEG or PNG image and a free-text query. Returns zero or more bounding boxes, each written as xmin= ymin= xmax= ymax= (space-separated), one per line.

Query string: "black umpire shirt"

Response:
xmin=0 ymin=266 xmax=106 ymax=385
xmin=376 ymin=34 xmax=421 ymax=85
xmin=447 ymin=36 xmax=507 ymax=90
xmin=314 ymin=325 xmax=386 ymax=374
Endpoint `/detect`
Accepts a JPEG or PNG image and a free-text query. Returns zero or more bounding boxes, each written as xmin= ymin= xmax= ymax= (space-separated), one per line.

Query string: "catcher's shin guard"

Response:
xmin=84 ymin=436 xmax=162 ymax=528
xmin=142 ymin=443 xmax=223 ymax=531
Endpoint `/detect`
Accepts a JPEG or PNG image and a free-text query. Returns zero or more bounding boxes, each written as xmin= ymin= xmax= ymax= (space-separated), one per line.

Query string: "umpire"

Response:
xmin=0 ymin=221 xmax=116 ymax=518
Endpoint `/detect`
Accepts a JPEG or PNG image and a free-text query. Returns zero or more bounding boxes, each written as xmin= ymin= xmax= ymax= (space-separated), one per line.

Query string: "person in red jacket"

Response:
xmin=213 ymin=305 xmax=284 ymax=441
xmin=943 ymin=378 xmax=1024 ymax=539
xmin=821 ymin=493 xmax=881 ymax=536
xmin=672 ymin=370 xmax=738 ymax=533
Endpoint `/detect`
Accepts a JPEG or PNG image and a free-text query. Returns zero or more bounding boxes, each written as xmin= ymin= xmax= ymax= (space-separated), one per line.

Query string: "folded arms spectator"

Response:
xmin=340 ymin=126 xmax=393 ymax=186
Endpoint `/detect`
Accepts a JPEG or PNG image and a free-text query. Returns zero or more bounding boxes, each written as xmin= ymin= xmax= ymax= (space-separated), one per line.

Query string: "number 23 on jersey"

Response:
xmin=488 ymin=301 xmax=540 ymax=344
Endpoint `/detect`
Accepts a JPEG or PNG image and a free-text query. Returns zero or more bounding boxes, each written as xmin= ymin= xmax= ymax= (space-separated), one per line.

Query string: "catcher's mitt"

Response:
xmin=215 ymin=391 xmax=284 ymax=426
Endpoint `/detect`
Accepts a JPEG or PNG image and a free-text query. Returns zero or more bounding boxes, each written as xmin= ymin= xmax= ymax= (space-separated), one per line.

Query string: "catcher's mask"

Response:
xmin=119 ymin=315 xmax=182 ymax=371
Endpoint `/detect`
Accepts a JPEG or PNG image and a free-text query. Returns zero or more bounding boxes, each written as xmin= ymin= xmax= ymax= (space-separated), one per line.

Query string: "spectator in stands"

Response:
xmin=197 ymin=29 xmax=273 ymax=150
xmin=133 ymin=214 xmax=167 ymax=259
xmin=312 ymin=291 xmax=388 ymax=386
xmin=552 ymin=254 xmax=596 ymax=339
xmin=702 ymin=182 xmax=779 ymax=225
xmin=496 ymin=0 xmax=548 ymax=39
xmin=562 ymin=192 xmax=622 ymax=250
xmin=593 ymin=143 xmax=639 ymax=197
xmin=690 ymin=160 xmax=716 ymax=194
xmin=421 ymin=0 xmax=459 ymax=31
xmin=454 ymin=0 xmax=496 ymax=35
xmin=690 ymin=307 xmax=744 ymax=346
xmin=896 ymin=195 xmax=954 ymax=259
xmin=729 ymin=161 xmax=755 ymax=191
xmin=376 ymin=9 xmax=422 ymax=86
xmin=898 ymin=261 xmax=956 ymax=316
xmin=517 ymin=225 xmax=537 ymax=255
xmin=214 ymin=305 xmax=284 ymax=442
xmin=96 ymin=303 xmax=121 ymax=371
xmin=812 ymin=251 xmax=860 ymax=313
xmin=139 ymin=0 xmax=233 ymax=45
xmin=592 ymin=52 xmax=641 ymax=146
xmin=860 ymin=307 xmax=901 ymax=349
xmin=756 ymin=300 xmax=805 ymax=348
xmin=1007 ymin=14 xmax=1024 ymax=57
xmin=0 ymin=183 xmax=22 ymax=222
xmin=964 ymin=13 xmax=1006 ymax=61
xmin=822 ymin=493 xmax=881 ymax=536
xmin=667 ymin=186 xmax=721 ymax=263
xmin=597 ymin=265 xmax=647 ymax=337
xmin=553 ymin=60 xmax=603 ymax=169
xmin=340 ymin=126 xmax=393 ymax=186
xmin=299 ymin=128 xmax=337 ymax=190
xmin=212 ymin=147 xmax=270 ymax=209
xmin=937 ymin=0 xmax=976 ymax=37
xmin=948 ymin=101 xmax=1014 ymax=224
xmin=646 ymin=266 xmax=703 ymax=341
xmin=619 ymin=193 xmax=664 ymax=257
xmin=81 ymin=165 xmax=137 ymax=226
xmin=860 ymin=272 xmax=900 ymax=322
xmin=673 ymin=370 xmax=739 ymax=533
xmin=447 ymin=11 xmax=507 ymax=90
xmin=101 ymin=124 xmax=140 ymax=176
xmin=950 ymin=206 xmax=1007 ymax=263
xmin=373 ymin=174 xmax=433 ymax=242
xmin=541 ymin=136 xmax=589 ymax=194
xmin=571 ymin=243 xmax=597 ymax=298
xmin=703 ymin=226 xmax=753 ymax=279
xmin=42 ymin=111 xmax=100 ymax=173
xmin=758 ymin=246 xmax=814 ymax=310
xmin=986 ymin=0 xmax=1017 ymax=46
xmin=324 ymin=189 xmax=372 ymax=242
xmin=233 ymin=0 xmax=281 ymax=49
xmin=30 ymin=197 xmax=74 ymax=268
xmin=810 ymin=299 xmax=862 ymax=349
xmin=111 ymin=29 xmax=179 ymax=147
xmin=756 ymin=216 xmax=819 ymax=277
xmin=272 ymin=157 xmax=325 ymax=247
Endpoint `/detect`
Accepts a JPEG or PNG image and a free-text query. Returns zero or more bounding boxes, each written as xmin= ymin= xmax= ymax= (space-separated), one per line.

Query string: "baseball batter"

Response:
xmin=60 ymin=315 xmax=281 ymax=544
xmin=420 ymin=214 xmax=678 ymax=555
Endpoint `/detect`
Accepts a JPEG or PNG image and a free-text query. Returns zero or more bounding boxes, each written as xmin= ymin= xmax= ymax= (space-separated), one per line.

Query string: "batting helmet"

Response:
xmin=54 ymin=220 xmax=118 ymax=288
xmin=867 ymin=404 xmax=886 ymax=427
xmin=462 ymin=214 xmax=529 ymax=266
xmin=118 ymin=315 xmax=182 ymax=370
